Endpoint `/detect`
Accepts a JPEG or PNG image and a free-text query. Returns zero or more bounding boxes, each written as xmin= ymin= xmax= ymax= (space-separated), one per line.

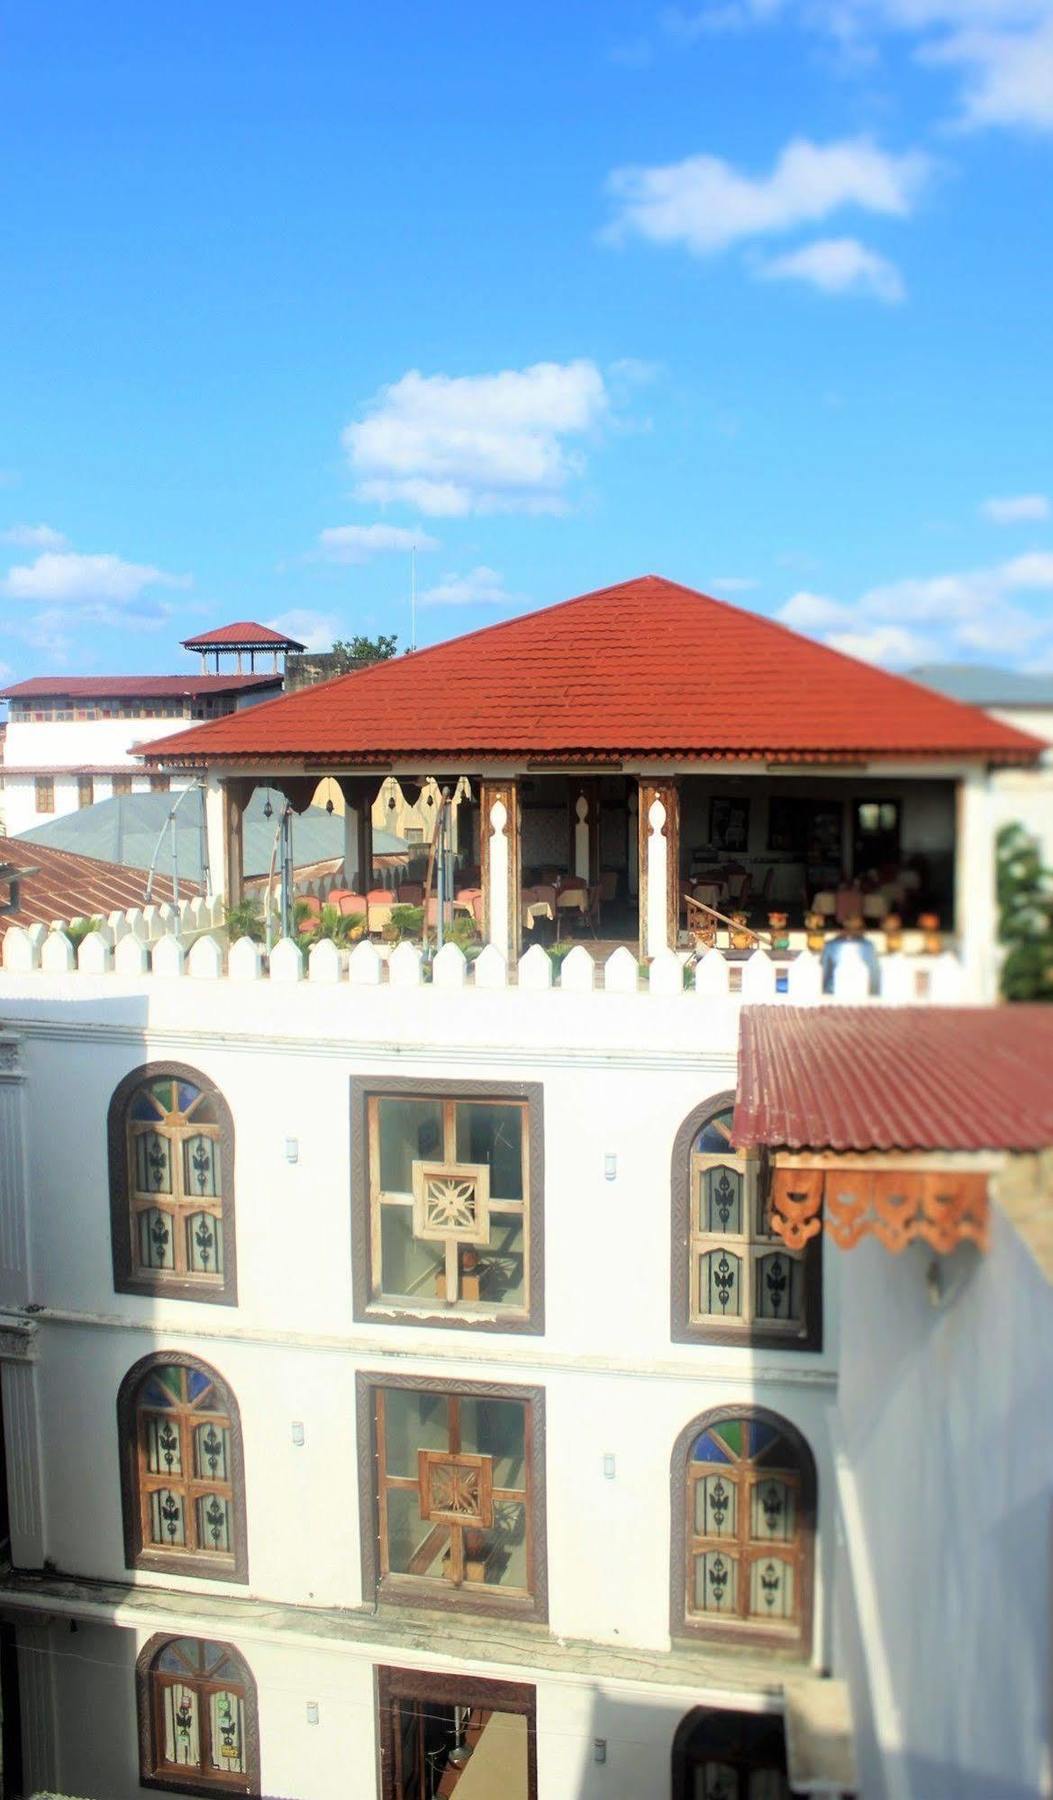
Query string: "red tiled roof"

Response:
xmin=733 ymin=1006 xmax=1053 ymax=1153
xmin=181 ymin=621 xmax=306 ymax=649
xmin=1 ymin=674 xmax=282 ymax=700
xmin=0 ymin=835 xmax=195 ymax=941
xmin=142 ymin=577 xmax=1041 ymax=767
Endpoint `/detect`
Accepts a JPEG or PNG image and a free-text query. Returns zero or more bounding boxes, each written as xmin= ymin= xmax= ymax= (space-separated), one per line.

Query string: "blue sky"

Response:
xmin=1 ymin=0 xmax=1052 ymax=683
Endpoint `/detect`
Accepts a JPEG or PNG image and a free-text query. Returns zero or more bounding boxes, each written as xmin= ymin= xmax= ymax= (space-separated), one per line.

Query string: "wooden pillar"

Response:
xmin=480 ymin=777 xmax=521 ymax=962
xmin=203 ymin=773 xmax=253 ymax=906
xmin=638 ymin=778 xmax=680 ymax=958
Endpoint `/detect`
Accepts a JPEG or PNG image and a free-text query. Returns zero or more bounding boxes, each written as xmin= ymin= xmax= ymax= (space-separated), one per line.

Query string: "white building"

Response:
xmin=0 ymin=623 xmax=302 ymax=837
xmin=0 ymin=576 xmax=1049 ymax=1800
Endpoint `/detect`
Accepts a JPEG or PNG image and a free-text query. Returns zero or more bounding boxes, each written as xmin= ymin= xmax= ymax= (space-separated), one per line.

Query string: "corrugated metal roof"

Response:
xmin=733 ymin=1005 xmax=1053 ymax=1153
xmin=910 ymin=664 xmax=1053 ymax=707
xmin=141 ymin=576 xmax=1042 ymax=767
xmin=182 ymin=621 xmax=306 ymax=648
xmin=0 ymin=674 xmax=281 ymax=699
xmin=0 ymin=834 xmax=192 ymax=939
xmin=15 ymin=790 xmax=407 ymax=882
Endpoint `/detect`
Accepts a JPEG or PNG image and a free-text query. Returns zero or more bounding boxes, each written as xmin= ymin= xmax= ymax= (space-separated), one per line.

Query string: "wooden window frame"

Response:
xmin=376 ymin=1665 xmax=537 ymax=1800
xmin=34 ymin=776 xmax=54 ymax=814
xmin=350 ymin=1076 xmax=544 ymax=1335
xmin=671 ymin=1094 xmax=822 ymax=1352
xmin=356 ymin=1370 xmax=548 ymax=1624
xmin=118 ymin=1351 xmax=249 ymax=1584
xmin=136 ymin=1633 xmax=260 ymax=1797
xmin=108 ymin=1061 xmax=238 ymax=1307
xmin=669 ymin=1405 xmax=816 ymax=1658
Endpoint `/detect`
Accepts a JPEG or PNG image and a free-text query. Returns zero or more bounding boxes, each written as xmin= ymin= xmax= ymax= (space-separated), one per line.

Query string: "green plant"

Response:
xmin=545 ymin=940 xmax=576 ymax=973
xmin=65 ymin=914 xmax=105 ymax=948
xmin=389 ymin=903 xmax=424 ymax=942
xmin=997 ymin=822 xmax=1053 ymax=1002
xmin=294 ymin=901 xmax=364 ymax=951
xmin=224 ymin=897 xmax=266 ymax=944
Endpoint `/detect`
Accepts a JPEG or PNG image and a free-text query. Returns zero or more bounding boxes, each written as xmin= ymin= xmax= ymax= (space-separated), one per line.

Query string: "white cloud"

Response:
xmin=0 ymin=523 xmax=68 ymax=549
xmin=666 ymin=2 xmax=1053 ymax=132
xmin=778 ymin=551 xmax=1053 ymax=664
xmin=980 ymin=491 xmax=1051 ymax=522
xmin=418 ymin=566 xmax=519 ymax=607
xmin=604 ymin=136 xmax=930 ymax=257
xmin=759 ymin=235 xmax=906 ymax=301
xmin=266 ymin=608 xmax=340 ymax=652
xmin=709 ymin=575 xmax=759 ymax=592
xmin=343 ymin=361 xmax=610 ymax=517
xmin=0 ymin=550 xmax=188 ymax=606
xmin=316 ymin=523 xmax=440 ymax=563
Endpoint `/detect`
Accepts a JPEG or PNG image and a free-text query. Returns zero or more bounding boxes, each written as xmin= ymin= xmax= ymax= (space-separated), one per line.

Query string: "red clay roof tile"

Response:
xmin=181 ymin=621 xmax=306 ymax=648
xmin=143 ymin=576 xmax=1041 ymax=766
xmin=1 ymin=674 xmax=281 ymax=700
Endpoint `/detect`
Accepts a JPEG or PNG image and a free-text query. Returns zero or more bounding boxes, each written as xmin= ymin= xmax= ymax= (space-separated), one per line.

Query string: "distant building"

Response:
xmin=911 ymin=664 xmax=1053 ymax=862
xmin=0 ymin=622 xmax=301 ymax=836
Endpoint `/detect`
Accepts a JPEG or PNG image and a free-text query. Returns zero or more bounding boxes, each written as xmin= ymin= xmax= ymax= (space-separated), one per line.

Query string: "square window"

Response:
xmin=352 ymin=1080 xmax=543 ymax=1334
xmin=359 ymin=1376 xmax=546 ymax=1622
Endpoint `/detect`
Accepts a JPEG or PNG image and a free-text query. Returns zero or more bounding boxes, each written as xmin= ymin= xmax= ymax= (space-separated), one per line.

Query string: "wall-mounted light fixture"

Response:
xmin=602 ymin=1453 xmax=616 ymax=1480
xmin=604 ymin=1153 xmax=617 ymax=1182
xmin=285 ymin=1137 xmax=299 ymax=1164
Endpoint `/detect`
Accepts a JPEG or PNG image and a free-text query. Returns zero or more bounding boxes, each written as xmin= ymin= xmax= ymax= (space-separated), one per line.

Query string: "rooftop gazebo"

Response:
xmin=181 ymin=620 xmax=307 ymax=674
xmin=147 ymin=577 xmax=1041 ymax=994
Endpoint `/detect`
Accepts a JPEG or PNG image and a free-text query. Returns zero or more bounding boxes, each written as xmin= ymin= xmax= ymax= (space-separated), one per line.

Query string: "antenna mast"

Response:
xmin=410 ymin=544 xmax=417 ymax=652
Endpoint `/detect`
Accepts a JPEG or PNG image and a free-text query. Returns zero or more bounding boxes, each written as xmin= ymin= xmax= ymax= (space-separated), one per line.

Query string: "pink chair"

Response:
xmin=397 ymin=882 xmax=424 ymax=904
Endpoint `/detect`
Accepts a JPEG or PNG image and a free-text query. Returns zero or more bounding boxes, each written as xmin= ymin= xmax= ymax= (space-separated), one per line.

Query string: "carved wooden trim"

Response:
xmin=670 ymin=1096 xmax=822 ymax=1353
xmin=355 ymin=1369 xmax=548 ymax=1624
xmin=350 ymin=1076 xmax=545 ymax=1336
xmin=135 ymin=1631 xmax=261 ymax=1797
xmin=669 ymin=1403 xmax=816 ymax=1659
xmin=772 ymin=1162 xmax=990 ymax=1254
xmin=376 ymin=1664 xmax=537 ymax=1800
xmin=117 ymin=1350 xmax=249 ymax=1585
xmin=108 ymin=1060 xmax=238 ymax=1309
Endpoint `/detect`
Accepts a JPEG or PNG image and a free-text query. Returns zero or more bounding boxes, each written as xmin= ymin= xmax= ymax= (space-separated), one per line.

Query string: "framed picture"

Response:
xmin=709 ymin=797 xmax=750 ymax=853
xmin=768 ymin=796 xmax=804 ymax=854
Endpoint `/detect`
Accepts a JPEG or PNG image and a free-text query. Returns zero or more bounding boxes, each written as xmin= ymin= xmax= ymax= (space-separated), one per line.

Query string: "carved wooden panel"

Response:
xmin=418 ymin=1451 xmax=495 ymax=1528
xmin=411 ymin=1160 xmax=491 ymax=1244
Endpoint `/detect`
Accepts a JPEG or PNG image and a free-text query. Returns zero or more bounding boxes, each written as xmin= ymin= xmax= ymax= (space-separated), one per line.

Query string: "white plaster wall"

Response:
xmin=2 ymin=770 xmax=188 ymax=835
xmin=35 ymin=1615 xmax=774 ymax=1800
xmin=991 ymin=766 xmax=1053 ymax=866
xmin=836 ymin=1213 xmax=1053 ymax=1800
xmin=989 ymin=706 xmax=1053 ymax=746
xmin=0 ymin=981 xmax=838 ymax=1664
xmin=4 ymin=715 xmax=189 ymax=770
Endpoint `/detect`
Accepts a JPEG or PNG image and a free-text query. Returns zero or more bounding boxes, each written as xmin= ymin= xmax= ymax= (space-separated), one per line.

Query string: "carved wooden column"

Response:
xmin=638 ymin=778 xmax=680 ymax=958
xmin=569 ymin=778 xmax=601 ymax=884
xmin=480 ymin=777 xmax=521 ymax=962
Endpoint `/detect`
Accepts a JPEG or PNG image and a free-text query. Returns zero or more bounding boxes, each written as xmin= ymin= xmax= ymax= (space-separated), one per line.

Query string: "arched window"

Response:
xmin=136 ymin=1634 xmax=260 ymax=1794
xmin=109 ymin=1062 xmax=237 ymax=1306
xmin=671 ymin=1407 xmax=815 ymax=1656
xmin=672 ymin=1707 xmax=790 ymax=1800
xmin=671 ymin=1095 xmax=821 ymax=1350
xmin=118 ymin=1353 xmax=248 ymax=1583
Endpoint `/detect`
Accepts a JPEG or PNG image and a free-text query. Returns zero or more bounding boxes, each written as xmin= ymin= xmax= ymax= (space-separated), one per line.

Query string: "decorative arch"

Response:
xmin=118 ymin=1351 xmax=248 ymax=1584
xmin=670 ymin=1092 xmax=821 ymax=1351
xmin=108 ymin=1060 xmax=238 ymax=1306
xmin=135 ymin=1632 xmax=260 ymax=1796
xmin=670 ymin=1404 xmax=816 ymax=1657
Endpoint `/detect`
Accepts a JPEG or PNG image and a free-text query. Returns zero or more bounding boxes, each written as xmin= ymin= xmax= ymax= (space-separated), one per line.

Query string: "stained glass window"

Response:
xmin=367 ymin=1094 xmax=530 ymax=1321
xmin=123 ymin=1357 xmax=245 ymax=1581
xmin=371 ymin=1383 xmax=537 ymax=1618
xmin=115 ymin=1067 xmax=235 ymax=1304
xmin=688 ymin=1108 xmax=806 ymax=1342
xmin=681 ymin=1413 xmax=812 ymax=1652
xmin=142 ymin=1636 xmax=257 ymax=1794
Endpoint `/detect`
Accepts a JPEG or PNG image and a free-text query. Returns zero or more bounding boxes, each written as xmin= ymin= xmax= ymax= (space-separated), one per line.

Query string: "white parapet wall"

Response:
xmin=1 ymin=923 xmax=969 ymax=1004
